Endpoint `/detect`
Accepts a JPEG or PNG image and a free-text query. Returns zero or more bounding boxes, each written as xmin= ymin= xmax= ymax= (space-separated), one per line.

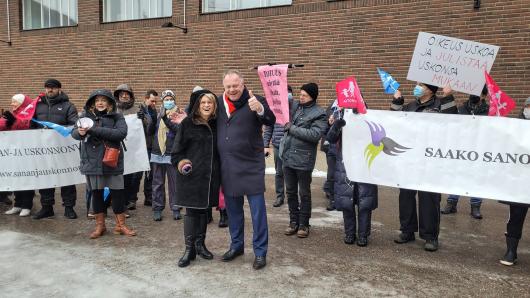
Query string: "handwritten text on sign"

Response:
xmin=407 ymin=32 xmax=500 ymax=96
xmin=257 ymin=64 xmax=290 ymax=125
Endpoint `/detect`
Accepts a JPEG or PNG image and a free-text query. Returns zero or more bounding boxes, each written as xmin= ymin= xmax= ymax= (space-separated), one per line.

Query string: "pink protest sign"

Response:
xmin=335 ymin=76 xmax=367 ymax=114
xmin=257 ymin=64 xmax=290 ymax=125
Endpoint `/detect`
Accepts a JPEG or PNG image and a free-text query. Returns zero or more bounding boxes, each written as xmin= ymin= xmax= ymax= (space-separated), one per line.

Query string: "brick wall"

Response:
xmin=0 ymin=0 xmax=528 ymax=114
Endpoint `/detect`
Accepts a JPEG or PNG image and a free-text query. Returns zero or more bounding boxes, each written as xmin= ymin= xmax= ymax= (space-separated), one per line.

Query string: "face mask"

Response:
xmin=469 ymin=95 xmax=481 ymax=104
xmin=524 ymin=108 xmax=530 ymax=119
xmin=287 ymin=93 xmax=293 ymax=101
xmin=163 ymin=101 xmax=176 ymax=110
xmin=413 ymin=85 xmax=424 ymax=98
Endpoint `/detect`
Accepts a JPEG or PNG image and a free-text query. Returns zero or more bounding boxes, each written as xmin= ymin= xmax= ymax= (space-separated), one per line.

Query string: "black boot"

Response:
xmin=196 ymin=214 xmax=214 ymax=260
xmin=64 ymin=206 xmax=78 ymax=219
xmin=33 ymin=205 xmax=54 ymax=219
xmin=470 ymin=203 xmax=483 ymax=219
xmin=500 ymin=236 xmax=519 ymax=266
xmin=178 ymin=215 xmax=197 ymax=268
xmin=218 ymin=209 xmax=228 ymax=228
xmin=441 ymin=200 xmax=457 ymax=214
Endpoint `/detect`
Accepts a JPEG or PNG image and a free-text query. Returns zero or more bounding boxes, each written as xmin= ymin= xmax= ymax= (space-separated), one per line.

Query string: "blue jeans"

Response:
xmin=447 ymin=195 xmax=482 ymax=205
xmin=224 ymin=193 xmax=268 ymax=257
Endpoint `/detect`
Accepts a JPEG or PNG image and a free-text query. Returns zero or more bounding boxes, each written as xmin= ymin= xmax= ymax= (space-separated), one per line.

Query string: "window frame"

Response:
xmin=21 ymin=0 xmax=79 ymax=31
xmin=200 ymin=0 xmax=292 ymax=14
xmin=100 ymin=0 xmax=173 ymax=24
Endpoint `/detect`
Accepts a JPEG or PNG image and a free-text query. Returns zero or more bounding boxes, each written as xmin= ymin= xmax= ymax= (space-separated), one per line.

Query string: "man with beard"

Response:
xmin=33 ymin=79 xmax=79 ymax=219
xmin=114 ymin=84 xmax=151 ymax=211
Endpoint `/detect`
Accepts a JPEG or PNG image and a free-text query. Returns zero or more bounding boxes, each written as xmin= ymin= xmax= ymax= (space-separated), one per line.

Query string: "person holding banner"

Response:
xmin=280 ymin=83 xmax=327 ymax=238
xmin=72 ymin=89 xmax=136 ymax=238
xmin=217 ymin=70 xmax=275 ymax=270
xmin=32 ymin=79 xmax=79 ymax=220
xmin=326 ymin=108 xmax=378 ymax=247
xmin=1 ymin=94 xmax=36 ymax=217
xmin=441 ymin=85 xmax=489 ymax=219
xmin=390 ymin=83 xmax=457 ymax=252
xmin=499 ymin=97 xmax=530 ymax=266
xmin=170 ymin=88 xmax=220 ymax=268
xmin=263 ymin=85 xmax=293 ymax=208
xmin=114 ymin=84 xmax=150 ymax=212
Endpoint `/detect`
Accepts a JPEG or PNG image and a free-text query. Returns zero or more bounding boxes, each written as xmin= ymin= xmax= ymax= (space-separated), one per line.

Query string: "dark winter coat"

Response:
xmin=216 ymin=88 xmax=276 ymax=197
xmin=280 ymin=100 xmax=327 ymax=171
xmin=148 ymin=111 xmax=179 ymax=157
xmin=327 ymin=119 xmax=378 ymax=212
xmin=458 ymin=99 xmax=489 ymax=116
xmin=71 ymin=89 xmax=128 ymax=176
xmin=263 ymin=123 xmax=285 ymax=148
xmin=141 ymin=103 xmax=157 ymax=150
xmin=33 ymin=92 xmax=78 ymax=126
xmin=171 ymin=104 xmax=220 ymax=209
xmin=391 ymin=94 xmax=458 ymax=114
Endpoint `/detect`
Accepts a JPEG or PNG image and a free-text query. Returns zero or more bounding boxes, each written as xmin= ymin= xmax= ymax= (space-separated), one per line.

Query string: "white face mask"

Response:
xmin=524 ymin=108 xmax=530 ymax=119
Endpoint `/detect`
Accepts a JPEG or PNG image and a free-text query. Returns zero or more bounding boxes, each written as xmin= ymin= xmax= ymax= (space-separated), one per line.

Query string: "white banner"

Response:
xmin=407 ymin=32 xmax=500 ymax=96
xmin=0 ymin=115 xmax=150 ymax=191
xmin=342 ymin=109 xmax=530 ymax=204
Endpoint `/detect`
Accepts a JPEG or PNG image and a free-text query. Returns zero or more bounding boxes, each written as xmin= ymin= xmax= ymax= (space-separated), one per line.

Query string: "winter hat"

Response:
xmin=44 ymin=78 xmax=61 ymax=88
xmin=192 ymin=86 xmax=204 ymax=93
xmin=11 ymin=94 xmax=26 ymax=105
xmin=300 ymin=83 xmax=319 ymax=101
xmin=423 ymin=84 xmax=438 ymax=95
xmin=525 ymin=97 xmax=530 ymax=106
xmin=161 ymin=90 xmax=176 ymax=101
xmin=113 ymin=84 xmax=135 ymax=99
xmin=187 ymin=88 xmax=216 ymax=114
xmin=287 ymin=85 xmax=293 ymax=93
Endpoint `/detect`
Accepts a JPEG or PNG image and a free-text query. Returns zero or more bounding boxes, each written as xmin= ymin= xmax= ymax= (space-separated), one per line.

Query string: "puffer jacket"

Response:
xmin=0 ymin=95 xmax=35 ymax=131
xmin=71 ymin=89 xmax=128 ymax=176
xmin=326 ymin=119 xmax=378 ymax=212
xmin=280 ymin=100 xmax=327 ymax=171
xmin=33 ymin=92 xmax=78 ymax=126
xmin=263 ymin=123 xmax=285 ymax=148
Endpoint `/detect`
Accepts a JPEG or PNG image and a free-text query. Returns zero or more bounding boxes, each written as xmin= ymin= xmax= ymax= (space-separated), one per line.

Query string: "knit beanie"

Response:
xmin=11 ymin=94 xmax=25 ymax=105
xmin=424 ymin=84 xmax=438 ymax=95
xmin=300 ymin=83 xmax=319 ymax=101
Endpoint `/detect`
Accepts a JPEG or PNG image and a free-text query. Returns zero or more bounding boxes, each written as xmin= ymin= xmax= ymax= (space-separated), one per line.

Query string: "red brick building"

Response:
xmin=0 ymin=0 xmax=528 ymax=112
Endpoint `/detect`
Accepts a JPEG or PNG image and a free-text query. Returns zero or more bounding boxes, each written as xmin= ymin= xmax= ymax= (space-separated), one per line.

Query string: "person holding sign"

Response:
xmin=2 ymin=94 xmax=36 ymax=217
xmin=280 ymin=83 xmax=327 ymax=238
xmin=390 ymin=82 xmax=457 ymax=252
xmin=441 ymin=85 xmax=489 ymax=219
xmin=72 ymin=89 xmax=136 ymax=239
xmin=499 ymin=97 xmax=530 ymax=266
xmin=217 ymin=70 xmax=275 ymax=270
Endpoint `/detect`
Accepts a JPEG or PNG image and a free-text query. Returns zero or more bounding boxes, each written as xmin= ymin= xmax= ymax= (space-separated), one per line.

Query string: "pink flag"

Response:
xmin=335 ymin=76 xmax=367 ymax=114
xmin=257 ymin=64 xmax=290 ymax=125
xmin=485 ymin=71 xmax=515 ymax=117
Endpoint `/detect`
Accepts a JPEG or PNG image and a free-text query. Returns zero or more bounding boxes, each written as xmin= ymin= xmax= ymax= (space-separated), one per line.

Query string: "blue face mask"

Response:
xmin=163 ymin=101 xmax=176 ymax=110
xmin=288 ymin=93 xmax=293 ymax=101
xmin=413 ymin=85 xmax=424 ymax=98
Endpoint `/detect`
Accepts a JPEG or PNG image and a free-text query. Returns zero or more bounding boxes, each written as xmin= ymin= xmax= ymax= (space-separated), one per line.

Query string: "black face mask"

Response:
xmin=469 ymin=95 xmax=481 ymax=104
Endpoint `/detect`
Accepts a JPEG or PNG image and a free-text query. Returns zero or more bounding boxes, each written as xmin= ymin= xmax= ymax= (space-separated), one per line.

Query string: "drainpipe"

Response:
xmin=1 ymin=0 xmax=12 ymax=46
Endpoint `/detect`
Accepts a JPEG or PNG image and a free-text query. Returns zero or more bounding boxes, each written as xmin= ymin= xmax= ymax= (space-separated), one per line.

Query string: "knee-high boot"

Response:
xmin=178 ymin=215 xmax=197 ymax=267
xmin=196 ymin=213 xmax=213 ymax=259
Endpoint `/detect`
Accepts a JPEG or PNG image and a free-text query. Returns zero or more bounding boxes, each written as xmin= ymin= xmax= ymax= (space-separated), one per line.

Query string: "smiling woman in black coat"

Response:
xmin=171 ymin=89 xmax=220 ymax=268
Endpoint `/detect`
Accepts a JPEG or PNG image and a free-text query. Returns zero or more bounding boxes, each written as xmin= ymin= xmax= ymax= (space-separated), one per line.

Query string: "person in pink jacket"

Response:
xmin=1 ymin=94 xmax=36 ymax=217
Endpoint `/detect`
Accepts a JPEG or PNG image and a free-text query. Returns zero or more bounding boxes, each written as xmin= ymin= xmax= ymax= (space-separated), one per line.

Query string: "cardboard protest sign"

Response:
xmin=407 ymin=32 xmax=500 ymax=95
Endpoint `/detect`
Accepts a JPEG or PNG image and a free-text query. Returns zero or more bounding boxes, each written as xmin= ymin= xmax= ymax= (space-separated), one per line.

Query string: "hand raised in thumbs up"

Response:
xmin=248 ymin=90 xmax=264 ymax=114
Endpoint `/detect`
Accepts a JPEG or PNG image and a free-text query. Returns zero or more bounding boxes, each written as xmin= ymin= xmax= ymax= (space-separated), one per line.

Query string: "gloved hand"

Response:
xmin=335 ymin=118 xmax=346 ymax=128
xmin=283 ymin=122 xmax=292 ymax=132
xmin=137 ymin=109 xmax=145 ymax=120
xmin=2 ymin=111 xmax=16 ymax=127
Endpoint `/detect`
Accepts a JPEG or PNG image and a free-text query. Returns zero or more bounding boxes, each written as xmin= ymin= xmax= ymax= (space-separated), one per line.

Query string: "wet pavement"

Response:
xmin=1 ymin=176 xmax=529 ymax=297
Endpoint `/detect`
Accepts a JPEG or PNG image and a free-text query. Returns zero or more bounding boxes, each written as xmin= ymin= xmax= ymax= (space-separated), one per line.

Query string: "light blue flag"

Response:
xmin=377 ymin=68 xmax=400 ymax=94
xmin=31 ymin=119 xmax=73 ymax=137
xmin=103 ymin=187 xmax=110 ymax=202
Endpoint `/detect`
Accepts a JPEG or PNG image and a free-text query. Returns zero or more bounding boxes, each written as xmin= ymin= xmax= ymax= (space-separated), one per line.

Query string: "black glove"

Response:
xmin=335 ymin=118 xmax=346 ymax=128
xmin=137 ymin=109 xmax=145 ymax=120
xmin=283 ymin=122 xmax=292 ymax=132
xmin=2 ymin=111 xmax=16 ymax=128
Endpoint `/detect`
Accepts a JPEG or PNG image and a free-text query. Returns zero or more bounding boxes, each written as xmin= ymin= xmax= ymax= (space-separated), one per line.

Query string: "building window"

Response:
xmin=102 ymin=0 xmax=172 ymax=22
xmin=202 ymin=0 xmax=291 ymax=13
xmin=22 ymin=0 xmax=78 ymax=30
